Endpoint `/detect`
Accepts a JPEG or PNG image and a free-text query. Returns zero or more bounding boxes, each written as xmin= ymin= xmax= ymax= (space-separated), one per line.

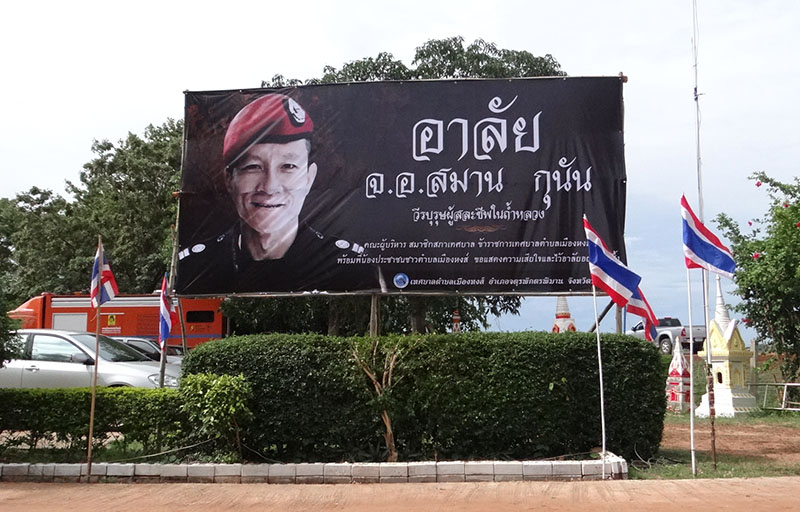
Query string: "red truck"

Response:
xmin=7 ymin=293 xmax=226 ymax=349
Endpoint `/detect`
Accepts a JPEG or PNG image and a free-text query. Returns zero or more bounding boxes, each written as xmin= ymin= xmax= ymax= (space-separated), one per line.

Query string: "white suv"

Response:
xmin=0 ymin=329 xmax=180 ymax=388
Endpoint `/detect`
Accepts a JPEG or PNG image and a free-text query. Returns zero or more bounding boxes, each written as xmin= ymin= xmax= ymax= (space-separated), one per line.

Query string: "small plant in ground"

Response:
xmin=352 ymin=335 xmax=420 ymax=463
xmin=179 ymin=373 xmax=253 ymax=460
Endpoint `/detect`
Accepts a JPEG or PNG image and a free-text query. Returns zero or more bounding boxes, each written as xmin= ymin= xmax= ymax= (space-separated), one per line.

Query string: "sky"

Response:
xmin=2 ymin=0 xmax=798 ymax=340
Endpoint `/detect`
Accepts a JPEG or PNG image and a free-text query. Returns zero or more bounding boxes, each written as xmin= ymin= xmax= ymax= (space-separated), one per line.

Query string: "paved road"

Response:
xmin=2 ymin=477 xmax=798 ymax=512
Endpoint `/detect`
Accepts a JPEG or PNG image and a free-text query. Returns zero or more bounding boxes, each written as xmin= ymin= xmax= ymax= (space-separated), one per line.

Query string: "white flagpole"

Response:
xmin=591 ymin=284 xmax=608 ymax=479
xmin=686 ymin=268 xmax=697 ymax=475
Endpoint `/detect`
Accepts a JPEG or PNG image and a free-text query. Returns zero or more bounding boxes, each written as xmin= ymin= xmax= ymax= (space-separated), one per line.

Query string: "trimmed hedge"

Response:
xmin=0 ymin=387 xmax=184 ymax=455
xmin=182 ymin=334 xmax=379 ymax=462
xmin=183 ymin=331 xmax=665 ymax=462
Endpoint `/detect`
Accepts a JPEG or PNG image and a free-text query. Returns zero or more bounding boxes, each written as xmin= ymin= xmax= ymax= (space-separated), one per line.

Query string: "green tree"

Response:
xmin=413 ymin=37 xmax=565 ymax=79
xmin=0 ymin=287 xmax=22 ymax=366
xmin=1 ymin=187 xmax=91 ymax=303
xmin=716 ymin=172 xmax=800 ymax=381
xmin=68 ymin=119 xmax=183 ymax=293
xmin=224 ymin=294 xmax=522 ymax=337
xmin=1 ymin=197 xmax=22 ymax=362
xmin=0 ymin=198 xmax=15 ymax=277
xmin=317 ymin=52 xmax=413 ymax=83
xmin=221 ymin=296 xmax=333 ymax=336
xmin=1 ymin=120 xmax=183 ymax=306
xmin=307 ymin=36 xmax=565 ymax=84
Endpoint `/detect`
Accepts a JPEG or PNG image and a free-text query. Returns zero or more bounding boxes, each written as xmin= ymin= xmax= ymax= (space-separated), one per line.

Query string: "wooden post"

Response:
xmin=86 ymin=303 xmax=101 ymax=481
xmin=177 ymin=298 xmax=188 ymax=352
xmin=369 ymin=294 xmax=380 ymax=337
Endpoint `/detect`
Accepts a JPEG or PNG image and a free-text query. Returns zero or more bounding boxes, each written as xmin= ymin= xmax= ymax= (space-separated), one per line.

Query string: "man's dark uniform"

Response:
xmin=177 ymin=222 xmax=379 ymax=294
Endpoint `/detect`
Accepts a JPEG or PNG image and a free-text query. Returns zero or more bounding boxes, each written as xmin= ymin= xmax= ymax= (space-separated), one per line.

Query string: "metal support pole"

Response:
xmin=588 ymin=299 xmax=615 ymax=333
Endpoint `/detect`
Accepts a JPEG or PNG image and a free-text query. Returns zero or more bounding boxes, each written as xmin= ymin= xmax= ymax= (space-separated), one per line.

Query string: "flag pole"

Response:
xmin=86 ymin=235 xmax=102 ymax=481
xmin=159 ymin=272 xmax=169 ymax=388
xmin=692 ymin=0 xmax=717 ymax=471
xmin=158 ymin=319 xmax=167 ymax=388
xmin=686 ymin=268 xmax=697 ymax=475
xmin=591 ymin=284 xmax=608 ymax=479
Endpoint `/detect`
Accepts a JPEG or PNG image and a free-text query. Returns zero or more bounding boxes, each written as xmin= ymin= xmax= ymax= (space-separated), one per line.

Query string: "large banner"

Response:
xmin=176 ymin=77 xmax=627 ymax=296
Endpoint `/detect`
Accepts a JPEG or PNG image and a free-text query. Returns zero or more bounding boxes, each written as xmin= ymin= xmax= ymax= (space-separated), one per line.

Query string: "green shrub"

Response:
xmin=183 ymin=331 xmax=664 ymax=462
xmin=182 ymin=334 xmax=380 ymax=462
xmin=179 ymin=373 xmax=253 ymax=459
xmin=0 ymin=387 xmax=184 ymax=457
xmin=385 ymin=332 xmax=664 ymax=461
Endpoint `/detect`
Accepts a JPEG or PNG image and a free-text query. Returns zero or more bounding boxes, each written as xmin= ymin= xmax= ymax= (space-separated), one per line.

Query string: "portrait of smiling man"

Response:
xmin=176 ymin=93 xmax=378 ymax=294
xmin=223 ymin=95 xmax=318 ymax=262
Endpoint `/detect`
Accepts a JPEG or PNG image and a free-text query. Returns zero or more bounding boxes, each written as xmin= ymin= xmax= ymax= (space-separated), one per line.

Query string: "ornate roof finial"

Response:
xmin=714 ymin=275 xmax=731 ymax=333
xmin=556 ymin=296 xmax=570 ymax=318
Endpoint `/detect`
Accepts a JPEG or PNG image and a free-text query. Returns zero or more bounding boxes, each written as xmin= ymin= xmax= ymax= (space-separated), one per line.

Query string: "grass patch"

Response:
xmin=663 ymin=409 xmax=800 ymax=427
xmin=630 ymin=448 xmax=800 ymax=479
xmin=0 ymin=437 xmax=183 ymax=464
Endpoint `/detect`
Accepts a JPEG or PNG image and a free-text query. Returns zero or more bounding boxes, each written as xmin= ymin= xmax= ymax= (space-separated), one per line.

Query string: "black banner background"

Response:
xmin=177 ymin=77 xmax=627 ymax=295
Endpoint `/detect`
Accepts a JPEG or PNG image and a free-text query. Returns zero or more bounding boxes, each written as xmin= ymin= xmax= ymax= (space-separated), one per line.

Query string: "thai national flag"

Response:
xmin=90 ymin=240 xmax=119 ymax=308
xmin=159 ymin=273 xmax=172 ymax=350
xmin=681 ymin=195 xmax=736 ymax=279
xmin=583 ymin=215 xmax=642 ymax=307
xmin=627 ymin=287 xmax=659 ymax=341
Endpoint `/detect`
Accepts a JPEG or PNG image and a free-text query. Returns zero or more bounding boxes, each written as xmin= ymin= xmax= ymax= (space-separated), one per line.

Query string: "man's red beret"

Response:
xmin=223 ymin=94 xmax=314 ymax=167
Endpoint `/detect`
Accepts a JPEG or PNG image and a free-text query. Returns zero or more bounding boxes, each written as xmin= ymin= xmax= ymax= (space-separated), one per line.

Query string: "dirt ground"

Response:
xmin=2 ymin=421 xmax=799 ymax=512
xmin=3 ymin=477 xmax=800 ymax=512
xmin=660 ymin=419 xmax=800 ymax=463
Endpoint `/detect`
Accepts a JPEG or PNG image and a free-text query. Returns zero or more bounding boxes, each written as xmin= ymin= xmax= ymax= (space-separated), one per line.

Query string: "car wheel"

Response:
xmin=659 ymin=337 xmax=673 ymax=354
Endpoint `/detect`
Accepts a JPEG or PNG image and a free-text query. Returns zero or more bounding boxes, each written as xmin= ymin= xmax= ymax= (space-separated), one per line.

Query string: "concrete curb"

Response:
xmin=0 ymin=454 xmax=627 ymax=484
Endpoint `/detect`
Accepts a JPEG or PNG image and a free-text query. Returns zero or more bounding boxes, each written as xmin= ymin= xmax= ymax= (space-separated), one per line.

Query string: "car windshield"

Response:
xmin=72 ymin=334 xmax=151 ymax=362
xmin=128 ymin=340 xmax=161 ymax=360
xmin=166 ymin=346 xmax=183 ymax=356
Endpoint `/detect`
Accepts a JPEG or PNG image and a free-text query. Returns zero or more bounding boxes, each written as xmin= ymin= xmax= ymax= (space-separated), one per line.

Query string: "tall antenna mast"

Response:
xmin=693 ymin=0 xmax=704 ymax=217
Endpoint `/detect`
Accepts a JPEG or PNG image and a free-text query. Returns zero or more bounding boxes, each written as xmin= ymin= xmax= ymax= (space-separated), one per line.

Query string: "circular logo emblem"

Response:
xmin=393 ymin=273 xmax=410 ymax=289
xmin=335 ymin=239 xmax=350 ymax=250
xmin=191 ymin=243 xmax=206 ymax=254
xmin=285 ymin=98 xmax=306 ymax=126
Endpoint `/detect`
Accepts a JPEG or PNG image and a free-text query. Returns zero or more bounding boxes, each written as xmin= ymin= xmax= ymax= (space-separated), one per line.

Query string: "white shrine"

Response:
xmin=666 ymin=340 xmax=692 ymax=413
xmin=695 ymin=279 xmax=758 ymax=417
xmin=551 ymin=296 xmax=576 ymax=333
